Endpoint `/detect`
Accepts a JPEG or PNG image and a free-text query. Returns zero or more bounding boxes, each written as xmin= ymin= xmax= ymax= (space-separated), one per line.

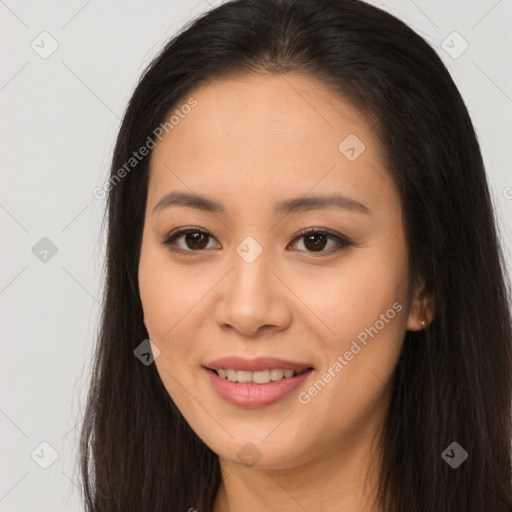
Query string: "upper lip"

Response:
xmin=205 ymin=356 xmax=314 ymax=372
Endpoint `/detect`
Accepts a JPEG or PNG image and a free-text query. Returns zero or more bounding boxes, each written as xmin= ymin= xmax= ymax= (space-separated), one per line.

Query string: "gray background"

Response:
xmin=1 ymin=0 xmax=511 ymax=510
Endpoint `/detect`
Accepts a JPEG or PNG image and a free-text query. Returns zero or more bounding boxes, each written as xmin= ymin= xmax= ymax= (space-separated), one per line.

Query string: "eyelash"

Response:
xmin=161 ymin=226 xmax=353 ymax=257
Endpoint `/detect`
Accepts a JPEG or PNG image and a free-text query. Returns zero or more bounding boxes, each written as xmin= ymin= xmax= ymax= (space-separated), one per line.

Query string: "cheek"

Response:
xmin=295 ymin=246 xmax=408 ymax=405
xmin=138 ymin=242 xmax=194 ymax=345
xmin=138 ymin=242 xmax=225 ymax=376
xmin=298 ymin=256 xmax=407 ymax=345
xmin=138 ymin=247 xmax=202 ymax=404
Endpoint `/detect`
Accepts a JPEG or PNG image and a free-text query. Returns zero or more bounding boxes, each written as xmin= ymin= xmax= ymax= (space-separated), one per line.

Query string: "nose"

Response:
xmin=214 ymin=247 xmax=293 ymax=337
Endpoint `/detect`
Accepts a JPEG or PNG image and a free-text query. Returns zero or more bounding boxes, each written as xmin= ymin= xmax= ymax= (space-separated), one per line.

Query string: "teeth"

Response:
xmin=237 ymin=370 xmax=252 ymax=383
xmin=225 ymin=369 xmax=237 ymax=382
xmin=215 ymin=368 xmax=307 ymax=384
xmin=270 ymin=369 xmax=284 ymax=380
xmin=253 ymin=369 xmax=270 ymax=384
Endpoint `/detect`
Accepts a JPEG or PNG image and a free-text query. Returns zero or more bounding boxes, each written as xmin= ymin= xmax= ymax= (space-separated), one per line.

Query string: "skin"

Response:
xmin=138 ymin=71 xmax=432 ymax=512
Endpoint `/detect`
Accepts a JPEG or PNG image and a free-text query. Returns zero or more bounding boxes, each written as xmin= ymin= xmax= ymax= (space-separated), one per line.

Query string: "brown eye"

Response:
xmin=288 ymin=228 xmax=353 ymax=256
xmin=162 ymin=227 xmax=220 ymax=255
xmin=182 ymin=231 xmax=209 ymax=250
xmin=302 ymin=232 xmax=329 ymax=251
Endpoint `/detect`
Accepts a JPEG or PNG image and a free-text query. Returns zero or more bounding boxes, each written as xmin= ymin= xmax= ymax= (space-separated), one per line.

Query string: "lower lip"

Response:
xmin=205 ymin=368 xmax=314 ymax=408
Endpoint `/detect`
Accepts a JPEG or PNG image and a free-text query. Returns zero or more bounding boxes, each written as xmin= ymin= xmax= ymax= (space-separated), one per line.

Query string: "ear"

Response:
xmin=406 ymin=276 xmax=435 ymax=331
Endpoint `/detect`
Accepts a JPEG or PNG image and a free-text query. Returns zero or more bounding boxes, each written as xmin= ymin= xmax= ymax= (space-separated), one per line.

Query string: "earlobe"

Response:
xmin=406 ymin=277 xmax=435 ymax=331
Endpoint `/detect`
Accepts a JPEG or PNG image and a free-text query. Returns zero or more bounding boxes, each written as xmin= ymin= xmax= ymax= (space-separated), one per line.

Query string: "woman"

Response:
xmin=79 ymin=0 xmax=512 ymax=510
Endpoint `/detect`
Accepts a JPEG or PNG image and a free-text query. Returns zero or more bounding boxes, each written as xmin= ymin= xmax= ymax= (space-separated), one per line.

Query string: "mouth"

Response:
xmin=203 ymin=357 xmax=315 ymax=408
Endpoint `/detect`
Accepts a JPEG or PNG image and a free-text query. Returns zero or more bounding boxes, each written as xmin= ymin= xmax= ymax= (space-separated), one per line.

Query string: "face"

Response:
xmin=138 ymin=72 xmax=423 ymax=470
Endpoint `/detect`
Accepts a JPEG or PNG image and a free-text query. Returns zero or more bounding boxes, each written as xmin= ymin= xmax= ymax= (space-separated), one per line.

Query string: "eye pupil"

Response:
xmin=304 ymin=233 xmax=327 ymax=252
xmin=186 ymin=232 xmax=209 ymax=250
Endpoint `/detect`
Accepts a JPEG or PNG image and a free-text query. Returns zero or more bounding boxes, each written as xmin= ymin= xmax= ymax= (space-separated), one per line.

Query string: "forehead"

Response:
xmin=148 ymin=72 xmax=397 ymax=216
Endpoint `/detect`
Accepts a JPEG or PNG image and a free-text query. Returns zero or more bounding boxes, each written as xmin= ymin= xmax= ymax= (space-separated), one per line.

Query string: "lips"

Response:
xmin=203 ymin=356 xmax=315 ymax=407
xmin=205 ymin=356 xmax=314 ymax=373
xmin=205 ymin=365 xmax=314 ymax=407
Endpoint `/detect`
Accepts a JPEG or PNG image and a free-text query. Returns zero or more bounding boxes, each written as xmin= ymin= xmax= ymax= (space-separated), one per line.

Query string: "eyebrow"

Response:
xmin=152 ymin=191 xmax=370 ymax=216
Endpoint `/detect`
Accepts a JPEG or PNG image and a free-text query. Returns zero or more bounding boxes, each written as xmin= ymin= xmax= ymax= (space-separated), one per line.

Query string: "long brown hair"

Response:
xmin=78 ymin=0 xmax=512 ymax=510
